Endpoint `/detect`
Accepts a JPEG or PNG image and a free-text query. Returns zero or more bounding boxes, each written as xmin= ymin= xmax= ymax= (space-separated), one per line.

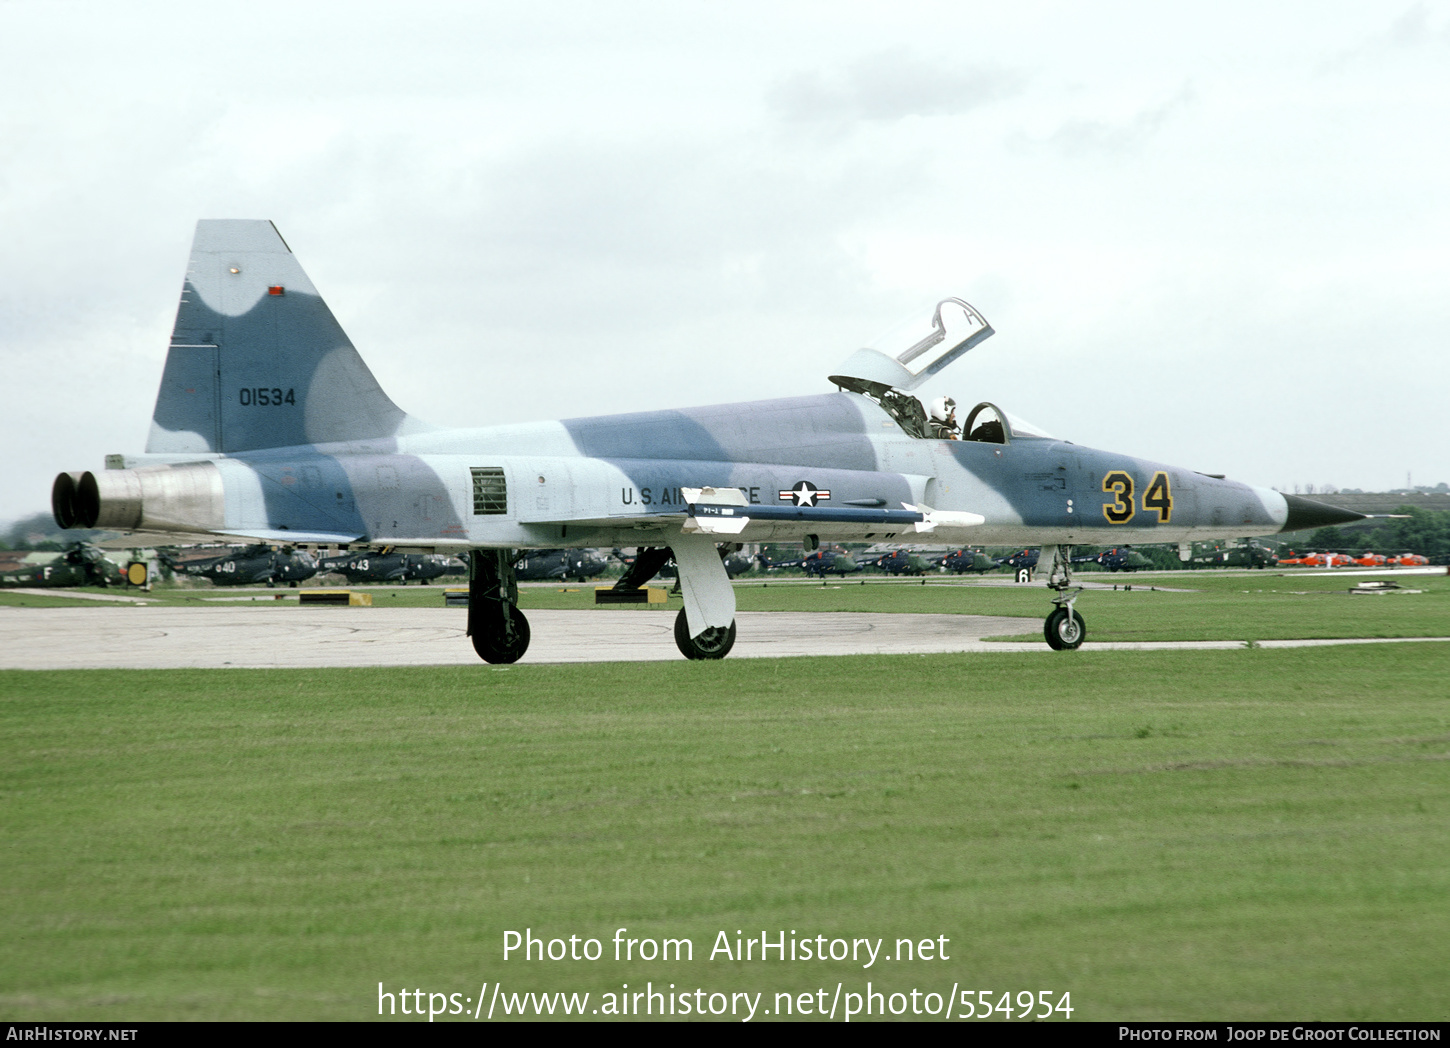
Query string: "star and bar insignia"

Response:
xmin=779 ymin=481 xmax=831 ymax=507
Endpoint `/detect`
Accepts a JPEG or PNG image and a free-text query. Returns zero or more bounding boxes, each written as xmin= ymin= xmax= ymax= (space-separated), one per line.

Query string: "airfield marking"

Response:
xmin=1 ymin=606 xmax=1445 ymax=669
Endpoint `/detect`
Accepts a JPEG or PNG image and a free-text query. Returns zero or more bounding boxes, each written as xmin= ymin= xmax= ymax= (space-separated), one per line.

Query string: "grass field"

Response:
xmin=3 ymin=641 xmax=1448 ymax=1021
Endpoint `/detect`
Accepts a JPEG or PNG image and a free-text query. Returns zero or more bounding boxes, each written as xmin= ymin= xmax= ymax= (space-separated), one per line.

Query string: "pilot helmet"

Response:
xmin=929 ymin=396 xmax=957 ymax=423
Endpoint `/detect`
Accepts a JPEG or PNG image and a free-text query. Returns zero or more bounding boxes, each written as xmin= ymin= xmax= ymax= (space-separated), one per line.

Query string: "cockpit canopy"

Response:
xmin=828 ymin=298 xmax=1056 ymax=442
xmin=829 ymin=297 xmax=994 ymax=394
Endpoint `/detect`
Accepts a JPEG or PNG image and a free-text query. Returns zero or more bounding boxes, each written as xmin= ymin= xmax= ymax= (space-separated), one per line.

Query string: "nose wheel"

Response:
xmin=1038 ymin=544 xmax=1086 ymax=651
xmin=1044 ymin=603 xmax=1085 ymax=650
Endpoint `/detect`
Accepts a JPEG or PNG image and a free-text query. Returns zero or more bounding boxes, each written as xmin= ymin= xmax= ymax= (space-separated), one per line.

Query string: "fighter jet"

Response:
xmin=162 ymin=543 xmax=318 ymax=587
xmin=0 ymin=542 xmax=132 ymax=588
xmin=51 ymin=221 xmax=1363 ymax=658
xmin=512 ymin=548 xmax=608 ymax=582
xmin=319 ymin=549 xmax=454 ymax=584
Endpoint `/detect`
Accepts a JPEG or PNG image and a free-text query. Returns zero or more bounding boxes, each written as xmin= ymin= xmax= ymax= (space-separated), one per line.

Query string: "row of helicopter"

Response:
xmin=0 ymin=541 xmax=1021 ymax=588
xmin=1 ymin=537 xmax=1433 ymax=592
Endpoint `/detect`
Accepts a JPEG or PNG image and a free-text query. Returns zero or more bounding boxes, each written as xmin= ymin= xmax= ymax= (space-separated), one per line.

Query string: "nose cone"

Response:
xmin=1281 ymin=494 xmax=1366 ymax=532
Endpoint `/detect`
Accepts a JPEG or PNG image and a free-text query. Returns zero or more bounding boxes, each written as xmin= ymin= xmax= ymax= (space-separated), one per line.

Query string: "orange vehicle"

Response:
xmin=1290 ymin=552 xmax=1355 ymax=567
xmin=1387 ymin=553 xmax=1429 ymax=566
xmin=1349 ymin=552 xmax=1387 ymax=568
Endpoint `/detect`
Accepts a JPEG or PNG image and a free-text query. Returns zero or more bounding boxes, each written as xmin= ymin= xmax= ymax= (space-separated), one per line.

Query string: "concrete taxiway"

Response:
xmin=0 ymin=606 xmax=1041 ymax=669
xmin=2 ymin=606 xmax=1445 ymax=669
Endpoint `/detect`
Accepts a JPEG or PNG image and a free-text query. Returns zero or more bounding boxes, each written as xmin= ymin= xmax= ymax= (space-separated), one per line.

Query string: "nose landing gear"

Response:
xmin=1038 ymin=545 xmax=1086 ymax=651
xmin=1044 ymin=599 xmax=1085 ymax=650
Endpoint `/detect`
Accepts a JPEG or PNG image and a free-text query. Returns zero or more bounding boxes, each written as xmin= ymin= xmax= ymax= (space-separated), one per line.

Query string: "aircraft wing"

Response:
xmin=95 ymin=527 xmax=365 ymax=550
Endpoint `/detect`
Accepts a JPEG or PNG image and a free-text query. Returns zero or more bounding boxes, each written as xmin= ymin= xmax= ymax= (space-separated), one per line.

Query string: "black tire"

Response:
xmin=1044 ymin=607 xmax=1086 ymax=650
xmin=673 ymin=608 xmax=736 ymax=660
xmin=471 ymin=605 xmax=531 ymax=664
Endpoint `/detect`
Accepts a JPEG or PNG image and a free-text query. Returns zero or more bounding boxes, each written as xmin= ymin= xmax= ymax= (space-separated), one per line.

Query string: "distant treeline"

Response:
xmin=0 ymin=512 xmax=104 ymax=551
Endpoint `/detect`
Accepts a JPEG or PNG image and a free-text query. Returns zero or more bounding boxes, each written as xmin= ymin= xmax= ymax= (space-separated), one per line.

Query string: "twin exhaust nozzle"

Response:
xmin=52 ymin=471 xmax=140 ymax=530
xmin=52 ymin=464 xmax=224 ymax=534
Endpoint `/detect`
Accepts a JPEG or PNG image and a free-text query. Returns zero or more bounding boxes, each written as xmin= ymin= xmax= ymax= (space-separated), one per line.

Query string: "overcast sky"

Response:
xmin=3 ymin=1 xmax=1447 ymax=526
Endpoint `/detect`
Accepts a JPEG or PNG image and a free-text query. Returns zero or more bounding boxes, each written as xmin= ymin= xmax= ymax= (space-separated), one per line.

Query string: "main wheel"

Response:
xmin=673 ymin=608 xmax=737 ymax=660
xmin=1044 ymin=607 xmax=1085 ymax=650
xmin=471 ymin=604 xmax=531 ymax=664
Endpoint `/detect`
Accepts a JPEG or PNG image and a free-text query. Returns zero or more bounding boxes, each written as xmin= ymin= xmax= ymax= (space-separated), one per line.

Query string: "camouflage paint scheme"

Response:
xmin=53 ymin=221 xmax=1361 ymax=655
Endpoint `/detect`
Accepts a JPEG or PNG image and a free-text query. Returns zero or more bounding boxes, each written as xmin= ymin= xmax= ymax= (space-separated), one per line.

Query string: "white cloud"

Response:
xmin=1 ymin=1 xmax=1447 ymax=522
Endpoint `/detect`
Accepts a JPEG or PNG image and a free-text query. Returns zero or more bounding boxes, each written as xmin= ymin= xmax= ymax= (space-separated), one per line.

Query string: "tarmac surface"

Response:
xmin=0 ymin=606 xmax=1044 ymax=669
xmin=2 ymin=604 xmax=1445 ymax=669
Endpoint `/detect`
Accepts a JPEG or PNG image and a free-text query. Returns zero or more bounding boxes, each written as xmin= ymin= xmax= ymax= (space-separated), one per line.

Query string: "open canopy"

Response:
xmin=829 ymin=297 xmax=994 ymax=394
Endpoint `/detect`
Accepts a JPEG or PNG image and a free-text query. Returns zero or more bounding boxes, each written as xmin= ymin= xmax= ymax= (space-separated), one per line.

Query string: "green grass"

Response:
xmin=0 ymin=590 xmax=149 ymax=608
xmin=3 ymin=644 xmax=1449 ymax=1020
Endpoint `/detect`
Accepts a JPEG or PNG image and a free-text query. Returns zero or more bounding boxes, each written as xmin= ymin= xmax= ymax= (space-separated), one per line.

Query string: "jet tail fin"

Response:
xmin=147 ymin=220 xmax=430 ymax=454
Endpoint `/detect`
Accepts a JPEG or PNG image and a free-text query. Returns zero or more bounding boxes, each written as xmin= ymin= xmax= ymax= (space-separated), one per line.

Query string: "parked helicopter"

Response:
xmin=512 ymin=548 xmax=609 ymax=582
xmin=1190 ymin=539 xmax=1279 ymax=569
xmin=938 ymin=548 xmax=997 ymax=574
xmin=998 ymin=549 xmax=1040 ymax=572
xmin=0 ymin=542 xmax=136 ymax=588
xmin=721 ymin=547 xmax=758 ymax=578
xmin=802 ymin=549 xmax=862 ymax=577
xmin=871 ymin=549 xmax=934 ymax=575
xmin=1074 ymin=546 xmax=1153 ymax=572
xmin=162 ymin=544 xmax=318 ymax=587
xmin=1276 ymin=551 xmax=1355 ymax=568
xmin=319 ymin=549 xmax=455 ymax=584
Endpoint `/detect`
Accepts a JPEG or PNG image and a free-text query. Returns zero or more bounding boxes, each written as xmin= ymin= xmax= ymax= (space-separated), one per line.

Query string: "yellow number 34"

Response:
xmin=1101 ymin=470 xmax=1172 ymax=524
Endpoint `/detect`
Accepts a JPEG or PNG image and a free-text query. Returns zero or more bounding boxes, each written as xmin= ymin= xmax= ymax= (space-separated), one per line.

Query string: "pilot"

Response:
xmin=928 ymin=396 xmax=960 ymax=439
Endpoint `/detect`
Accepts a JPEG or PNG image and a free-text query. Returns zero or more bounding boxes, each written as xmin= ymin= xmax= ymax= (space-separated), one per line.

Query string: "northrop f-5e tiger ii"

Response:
xmin=50 ymin=221 xmax=1363 ymax=659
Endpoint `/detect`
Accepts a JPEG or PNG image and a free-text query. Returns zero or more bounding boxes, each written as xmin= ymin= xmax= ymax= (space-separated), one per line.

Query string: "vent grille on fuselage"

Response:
xmin=470 ymin=468 xmax=507 ymax=515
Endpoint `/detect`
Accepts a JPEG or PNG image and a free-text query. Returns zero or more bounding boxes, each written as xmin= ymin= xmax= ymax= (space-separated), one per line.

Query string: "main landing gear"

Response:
xmin=615 ymin=546 xmax=737 ymax=660
xmin=468 ymin=549 xmax=530 ymax=663
xmin=1039 ymin=545 xmax=1086 ymax=651
xmin=673 ymin=609 xmax=736 ymax=660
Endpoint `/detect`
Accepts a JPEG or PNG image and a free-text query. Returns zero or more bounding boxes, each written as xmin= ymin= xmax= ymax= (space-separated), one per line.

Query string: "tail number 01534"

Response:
xmin=239 ymin=388 xmax=296 ymax=406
